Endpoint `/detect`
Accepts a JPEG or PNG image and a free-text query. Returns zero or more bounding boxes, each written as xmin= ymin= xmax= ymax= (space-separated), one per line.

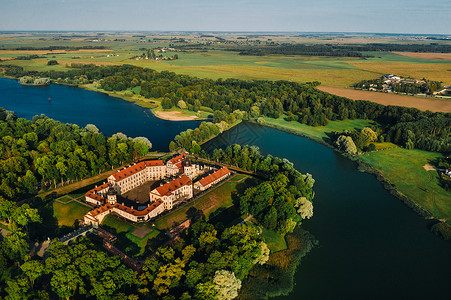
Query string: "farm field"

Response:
xmin=317 ymin=86 xmax=451 ymax=113
xmin=2 ymin=34 xmax=450 ymax=89
xmin=359 ymin=148 xmax=450 ymax=222
xmin=154 ymin=174 xmax=249 ymax=230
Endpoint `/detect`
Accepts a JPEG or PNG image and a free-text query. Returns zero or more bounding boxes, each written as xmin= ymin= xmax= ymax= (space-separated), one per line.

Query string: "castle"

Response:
xmin=83 ymin=154 xmax=232 ymax=227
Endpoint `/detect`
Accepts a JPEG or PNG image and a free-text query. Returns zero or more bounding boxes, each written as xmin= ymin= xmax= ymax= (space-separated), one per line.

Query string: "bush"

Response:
xmin=366 ymin=143 xmax=376 ymax=152
xmin=47 ymin=60 xmax=58 ymax=65
xmin=161 ymin=98 xmax=173 ymax=109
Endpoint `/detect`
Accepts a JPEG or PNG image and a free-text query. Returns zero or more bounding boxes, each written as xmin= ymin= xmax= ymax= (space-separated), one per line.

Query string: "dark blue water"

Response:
xmin=0 ymin=78 xmax=198 ymax=151
xmin=204 ymin=123 xmax=451 ymax=300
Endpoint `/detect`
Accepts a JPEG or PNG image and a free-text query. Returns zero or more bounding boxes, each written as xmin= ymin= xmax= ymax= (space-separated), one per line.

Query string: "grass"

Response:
xmin=155 ymin=174 xmax=247 ymax=230
xmin=359 ymin=148 xmax=451 ymax=221
xmin=261 ymin=116 xmax=374 ymax=143
xmin=260 ymin=228 xmax=288 ymax=253
xmin=102 ymin=215 xmax=160 ymax=256
xmin=102 ymin=214 xmax=137 ymax=233
xmin=56 ymin=196 xmax=73 ymax=203
xmin=52 ymin=200 xmax=91 ymax=227
xmin=101 ymin=214 xmax=161 ymax=255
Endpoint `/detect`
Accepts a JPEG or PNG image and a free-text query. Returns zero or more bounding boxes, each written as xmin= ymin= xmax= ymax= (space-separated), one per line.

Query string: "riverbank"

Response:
xmin=256 ymin=117 xmax=451 ymax=238
xmin=81 ymin=83 xmax=212 ymax=121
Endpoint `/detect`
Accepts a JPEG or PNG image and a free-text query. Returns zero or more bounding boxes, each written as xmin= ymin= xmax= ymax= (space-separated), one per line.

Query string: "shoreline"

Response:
xmin=254 ymin=119 xmax=442 ymax=223
xmin=80 ymin=84 xmax=210 ymax=122
xmin=0 ymin=75 xmax=208 ymax=122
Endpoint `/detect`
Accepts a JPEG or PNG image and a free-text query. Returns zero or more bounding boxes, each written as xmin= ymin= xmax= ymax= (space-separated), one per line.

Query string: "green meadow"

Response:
xmin=359 ymin=148 xmax=450 ymax=222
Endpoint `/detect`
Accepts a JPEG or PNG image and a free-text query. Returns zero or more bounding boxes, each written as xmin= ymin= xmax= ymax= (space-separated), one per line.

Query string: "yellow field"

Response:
xmin=0 ymin=49 xmax=113 ymax=55
xmin=393 ymin=52 xmax=451 ymax=60
xmin=318 ymin=86 xmax=451 ymax=113
xmin=35 ymin=59 xmax=120 ymax=66
xmin=350 ymin=62 xmax=451 ymax=85
xmin=138 ymin=63 xmax=381 ymax=86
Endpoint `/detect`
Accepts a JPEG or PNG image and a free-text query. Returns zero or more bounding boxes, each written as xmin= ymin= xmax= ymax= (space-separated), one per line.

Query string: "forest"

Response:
xmin=210 ymin=144 xmax=315 ymax=234
xmin=0 ymin=198 xmax=271 ymax=299
xmin=0 ymin=107 xmax=151 ymax=200
xmin=174 ymin=43 xmax=451 ymax=57
xmin=2 ymin=63 xmax=450 ymax=154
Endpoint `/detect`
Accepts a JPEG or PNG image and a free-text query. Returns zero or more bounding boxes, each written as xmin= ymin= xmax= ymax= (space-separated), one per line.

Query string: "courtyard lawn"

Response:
xmin=155 ymin=174 xmax=248 ymax=230
xmin=261 ymin=117 xmax=375 ymax=143
xmin=56 ymin=196 xmax=73 ymax=204
xmin=101 ymin=215 xmax=160 ymax=256
xmin=260 ymin=229 xmax=288 ymax=253
xmin=102 ymin=214 xmax=137 ymax=233
xmin=52 ymin=200 xmax=91 ymax=227
xmin=359 ymin=148 xmax=451 ymax=221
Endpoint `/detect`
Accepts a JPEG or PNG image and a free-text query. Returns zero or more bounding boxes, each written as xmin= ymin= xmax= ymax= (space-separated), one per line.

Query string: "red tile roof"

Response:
xmin=87 ymin=200 xmax=164 ymax=219
xmin=111 ymin=160 xmax=164 ymax=181
xmin=197 ymin=167 xmax=231 ymax=187
xmin=168 ymin=154 xmax=185 ymax=165
xmin=153 ymin=175 xmax=192 ymax=197
xmin=90 ymin=203 xmax=113 ymax=217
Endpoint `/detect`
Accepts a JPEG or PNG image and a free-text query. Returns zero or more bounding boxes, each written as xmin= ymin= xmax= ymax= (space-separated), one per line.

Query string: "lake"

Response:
xmin=203 ymin=122 xmax=451 ymax=299
xmin=1 ymin=77 xmax=450 ymax=299
xmin=0 ymin=78 xmax=198 ymax=151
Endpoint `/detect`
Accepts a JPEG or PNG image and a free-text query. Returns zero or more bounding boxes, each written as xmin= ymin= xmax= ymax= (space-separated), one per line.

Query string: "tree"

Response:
xmin=294 ymin=197 xmax=314 ymax=219
xmin=4 ymin=228 xmax=29 ymax=263
xmin=0 ymin=198 xmax=16 ymax=223
xmin=261 ymin=206 xmax=278 ymax=231
xmin=5 ymin=277 xmax=31 ymax=300
xmin=50 ymin=266 xmax=84 ymax=300
xmin=161 ymin=98 xmax=173 ymax=109
xmin=20 ymin=260 xmax=45 ymax=288
xmin=177 ymin=100 xmax=187 ymax=109
xmin=85 ymin=124 xmax=99 ymax=133
xmin=361 ymin=127 xmax=377 ymax=143
xmin=335 ymin=135 xmax=357 ymax=154
xmin=213 ymin=270 xmax=242 ymax=300
xmin=47 ymin=60 xmax=59 ymax=65
xmin=195 ymin=281 xmax=217 ymax=299
xmin=255 ymin=241 xmax=270 ymax=265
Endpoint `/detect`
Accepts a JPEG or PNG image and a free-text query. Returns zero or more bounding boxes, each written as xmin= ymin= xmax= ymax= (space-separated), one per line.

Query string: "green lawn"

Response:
xmin=56 ymin=196 xmax=73 ymax=204
xmin=359 ymin=148 xmax=451 ymax=221
xmin=102 ymin=214 xmax=137 ymax=233
xmin=155 ymin=175 xmax=246 ymax=230
xmin=261 ymin=117 xmax=375 ymax=143
xmin=52 ymin=201 xmax=91 ymax=227
xmin=101 ymin=215 xmax=161 ymax=256
xmin=260 ymin=228 xmax=288 ymax=253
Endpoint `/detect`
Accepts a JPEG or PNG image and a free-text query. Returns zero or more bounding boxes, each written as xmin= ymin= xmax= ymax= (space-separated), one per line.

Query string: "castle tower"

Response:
xmin=107 ymin=186 xmax=117 ymax=205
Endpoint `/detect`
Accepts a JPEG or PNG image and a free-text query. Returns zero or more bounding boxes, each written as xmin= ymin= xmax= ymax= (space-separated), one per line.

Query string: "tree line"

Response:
xmin=0 ymin=108 xmax=151 ymax=200
xmin=173 ymin=43 xmax=451 ymax=57
xmin=2 ymin=64 xmax=450 ymax=154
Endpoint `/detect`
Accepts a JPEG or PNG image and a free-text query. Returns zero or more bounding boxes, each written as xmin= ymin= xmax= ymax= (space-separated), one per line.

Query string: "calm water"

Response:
xmin=0 ymin=78 xmax=198 ymax=151
xmin=204 ymin=123 xmax=451 ymax=300
xmin=1 ymin=78 xmax=450 ymax=299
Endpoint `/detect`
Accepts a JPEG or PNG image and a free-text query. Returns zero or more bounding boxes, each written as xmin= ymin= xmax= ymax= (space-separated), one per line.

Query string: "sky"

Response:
xmin=0 ymin=0 xmax=450 ymax=34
